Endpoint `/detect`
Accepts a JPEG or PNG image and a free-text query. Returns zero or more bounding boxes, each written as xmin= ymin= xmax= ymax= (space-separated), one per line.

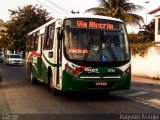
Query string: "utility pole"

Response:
xmin=144 ymin=1 xmax=149 ymax=25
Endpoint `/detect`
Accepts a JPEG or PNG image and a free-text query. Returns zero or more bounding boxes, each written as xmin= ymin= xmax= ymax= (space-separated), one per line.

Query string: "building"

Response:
xmin=148 ymin=7 xmax=160 ymax=44
xmin=131 ymin=7 xmax=160 ymax=79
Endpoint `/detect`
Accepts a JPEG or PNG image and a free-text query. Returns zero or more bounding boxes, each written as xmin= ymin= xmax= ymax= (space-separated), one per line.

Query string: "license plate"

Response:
xmin=95 ymin=82 xmax=107 ymax=86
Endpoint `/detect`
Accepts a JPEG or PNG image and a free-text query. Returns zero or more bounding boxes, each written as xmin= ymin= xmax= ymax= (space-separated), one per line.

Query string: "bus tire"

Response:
xmin=29 ymin=66 xmax=36 ymax=84
xmin=48 ymin=72 xmax=59 ymax=96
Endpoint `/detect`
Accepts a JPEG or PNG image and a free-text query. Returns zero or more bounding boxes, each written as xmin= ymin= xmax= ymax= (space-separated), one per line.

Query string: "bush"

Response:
xmin=128 ymin=34 xmax=154 ymax=56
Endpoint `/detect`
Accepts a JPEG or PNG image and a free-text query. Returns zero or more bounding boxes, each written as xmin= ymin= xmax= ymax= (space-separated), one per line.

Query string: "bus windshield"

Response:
xmin=63 ymin=18 xmax=130 ymax=63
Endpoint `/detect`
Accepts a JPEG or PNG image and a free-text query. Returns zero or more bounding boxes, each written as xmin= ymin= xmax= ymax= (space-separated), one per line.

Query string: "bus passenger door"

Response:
xmin=56 ymin=37 xmax=62 ymax=87
xmin=53 ymin=21 xmax=62 ymax=89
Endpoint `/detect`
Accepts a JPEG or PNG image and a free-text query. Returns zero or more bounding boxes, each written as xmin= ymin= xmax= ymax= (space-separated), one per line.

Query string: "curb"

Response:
xmin=132 ymin=76 xmax=160 ymax=85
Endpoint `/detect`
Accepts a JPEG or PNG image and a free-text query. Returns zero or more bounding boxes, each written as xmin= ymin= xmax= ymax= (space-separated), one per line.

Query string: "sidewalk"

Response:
xmin=132 ymin=75 xmax=160 ymax=85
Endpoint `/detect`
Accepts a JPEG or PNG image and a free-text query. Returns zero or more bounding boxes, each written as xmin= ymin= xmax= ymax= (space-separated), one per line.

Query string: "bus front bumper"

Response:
xmin=61 ymin=72 xmax=131 ymax=92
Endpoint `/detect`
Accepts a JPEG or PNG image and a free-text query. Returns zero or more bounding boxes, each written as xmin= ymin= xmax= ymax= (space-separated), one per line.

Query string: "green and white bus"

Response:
xmin=25 ymin=14 xmax=131 ymax=95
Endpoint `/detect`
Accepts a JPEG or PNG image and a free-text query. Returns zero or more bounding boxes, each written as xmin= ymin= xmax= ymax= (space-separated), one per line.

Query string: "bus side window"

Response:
xmin=35 ymin=31 xmax=40 ymax=51
xmin=43 ymin=23 xmax=55 ymax=50
xmin=31 ymin=33 xmax=36 ymax=51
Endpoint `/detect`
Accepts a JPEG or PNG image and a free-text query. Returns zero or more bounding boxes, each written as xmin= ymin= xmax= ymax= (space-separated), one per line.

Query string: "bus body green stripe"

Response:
xmin=42 ymin=53 xmax=61 ymax=67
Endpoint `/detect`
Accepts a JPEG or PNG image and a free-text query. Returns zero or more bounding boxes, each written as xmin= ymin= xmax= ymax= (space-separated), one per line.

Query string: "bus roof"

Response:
xmin=28 ymin=14 xmax=123 ymax=35
xmin=63 ymin=14 xmax=123 ymax=22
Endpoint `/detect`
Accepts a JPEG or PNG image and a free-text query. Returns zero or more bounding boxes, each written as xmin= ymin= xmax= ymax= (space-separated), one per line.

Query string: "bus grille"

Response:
xmin=80 ymin=73 xmax=121 ymax=79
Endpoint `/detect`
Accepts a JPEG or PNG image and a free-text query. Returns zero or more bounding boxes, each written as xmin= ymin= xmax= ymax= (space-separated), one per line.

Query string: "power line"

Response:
xmin=35 ymin=0 xmax=64 ymax=15
xmin=44 ymin=0 xmax=71 ymax=14
xmin=45 ymin=0 xmax=70 ymax=13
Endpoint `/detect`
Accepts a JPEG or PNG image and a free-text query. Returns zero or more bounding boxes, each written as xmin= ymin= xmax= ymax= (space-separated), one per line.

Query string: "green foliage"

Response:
xmin=85 ymin=0 xmax=144 ymax=27
xmin=0 ymin=19 xmax=4 ymax=27
xmin=128 ymin=19 xmax=155 ymax=57
xmin=3 ymin=5 xmax=52 ymax=53
xmin=0 ymin=32 xmax=10 ymax=49
xmin=128 ymin=34 xmax=154 ymax=56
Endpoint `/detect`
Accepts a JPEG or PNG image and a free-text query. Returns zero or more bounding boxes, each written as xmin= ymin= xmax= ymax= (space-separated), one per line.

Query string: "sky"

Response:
xmin=0 ymin=0 xmax=98 ymax=22
xmin=0 ymin=0 xmax=159 ymax=25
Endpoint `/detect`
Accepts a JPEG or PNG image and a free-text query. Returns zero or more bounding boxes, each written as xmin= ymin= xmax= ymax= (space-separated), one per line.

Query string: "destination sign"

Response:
xmin=76 ymin=20 xmax=113 ymax=29
xmin=64 ymin=18 xmax=119 ymax=30
xmin=68 ymin=49 xmax=89 ymax=54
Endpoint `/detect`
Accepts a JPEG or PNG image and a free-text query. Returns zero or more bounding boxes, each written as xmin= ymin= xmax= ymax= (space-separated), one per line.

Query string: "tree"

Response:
xmin=0 ymin=19 xmax=4 ymax=27
xmin=85 ymin=0 xmax=144 ymax=27
xmin=3 ymin=5 xmax=52 ymax=56
xmin=139 ymin=19 xmax=155 ymax=37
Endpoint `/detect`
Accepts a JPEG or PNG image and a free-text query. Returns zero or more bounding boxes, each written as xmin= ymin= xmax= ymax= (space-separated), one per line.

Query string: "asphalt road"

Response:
xmin=0 ymin=62 xmax=159 ymax=120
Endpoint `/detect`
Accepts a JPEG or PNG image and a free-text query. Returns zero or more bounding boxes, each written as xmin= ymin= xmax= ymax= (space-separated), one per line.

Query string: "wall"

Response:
xmin=155 ymin=17 xmax=160 ymax=41
xmin=132 ymin=46 xmax=160 ymax=79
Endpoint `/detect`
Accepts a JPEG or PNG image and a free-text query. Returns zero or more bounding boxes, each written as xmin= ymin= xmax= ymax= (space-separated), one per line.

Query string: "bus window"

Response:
xmin=44 ymin=23 xmax=55 ymax=50
xmin=35 ymin=31 xmax=40 ymax=51
xmin=31 ymin=33 xmax=35 ymax=50
xmin=64 ymin=18 xmax=130 ymax=62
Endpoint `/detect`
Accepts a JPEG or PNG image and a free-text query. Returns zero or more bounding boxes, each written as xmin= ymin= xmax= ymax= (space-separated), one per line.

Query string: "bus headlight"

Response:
xmin=65 ymin=64 xmax=87 ymax=77
xmin=65 ymin=64 xmax=76 ymax=76
xmin=121 ymin=66 xmax=131 ymax=77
